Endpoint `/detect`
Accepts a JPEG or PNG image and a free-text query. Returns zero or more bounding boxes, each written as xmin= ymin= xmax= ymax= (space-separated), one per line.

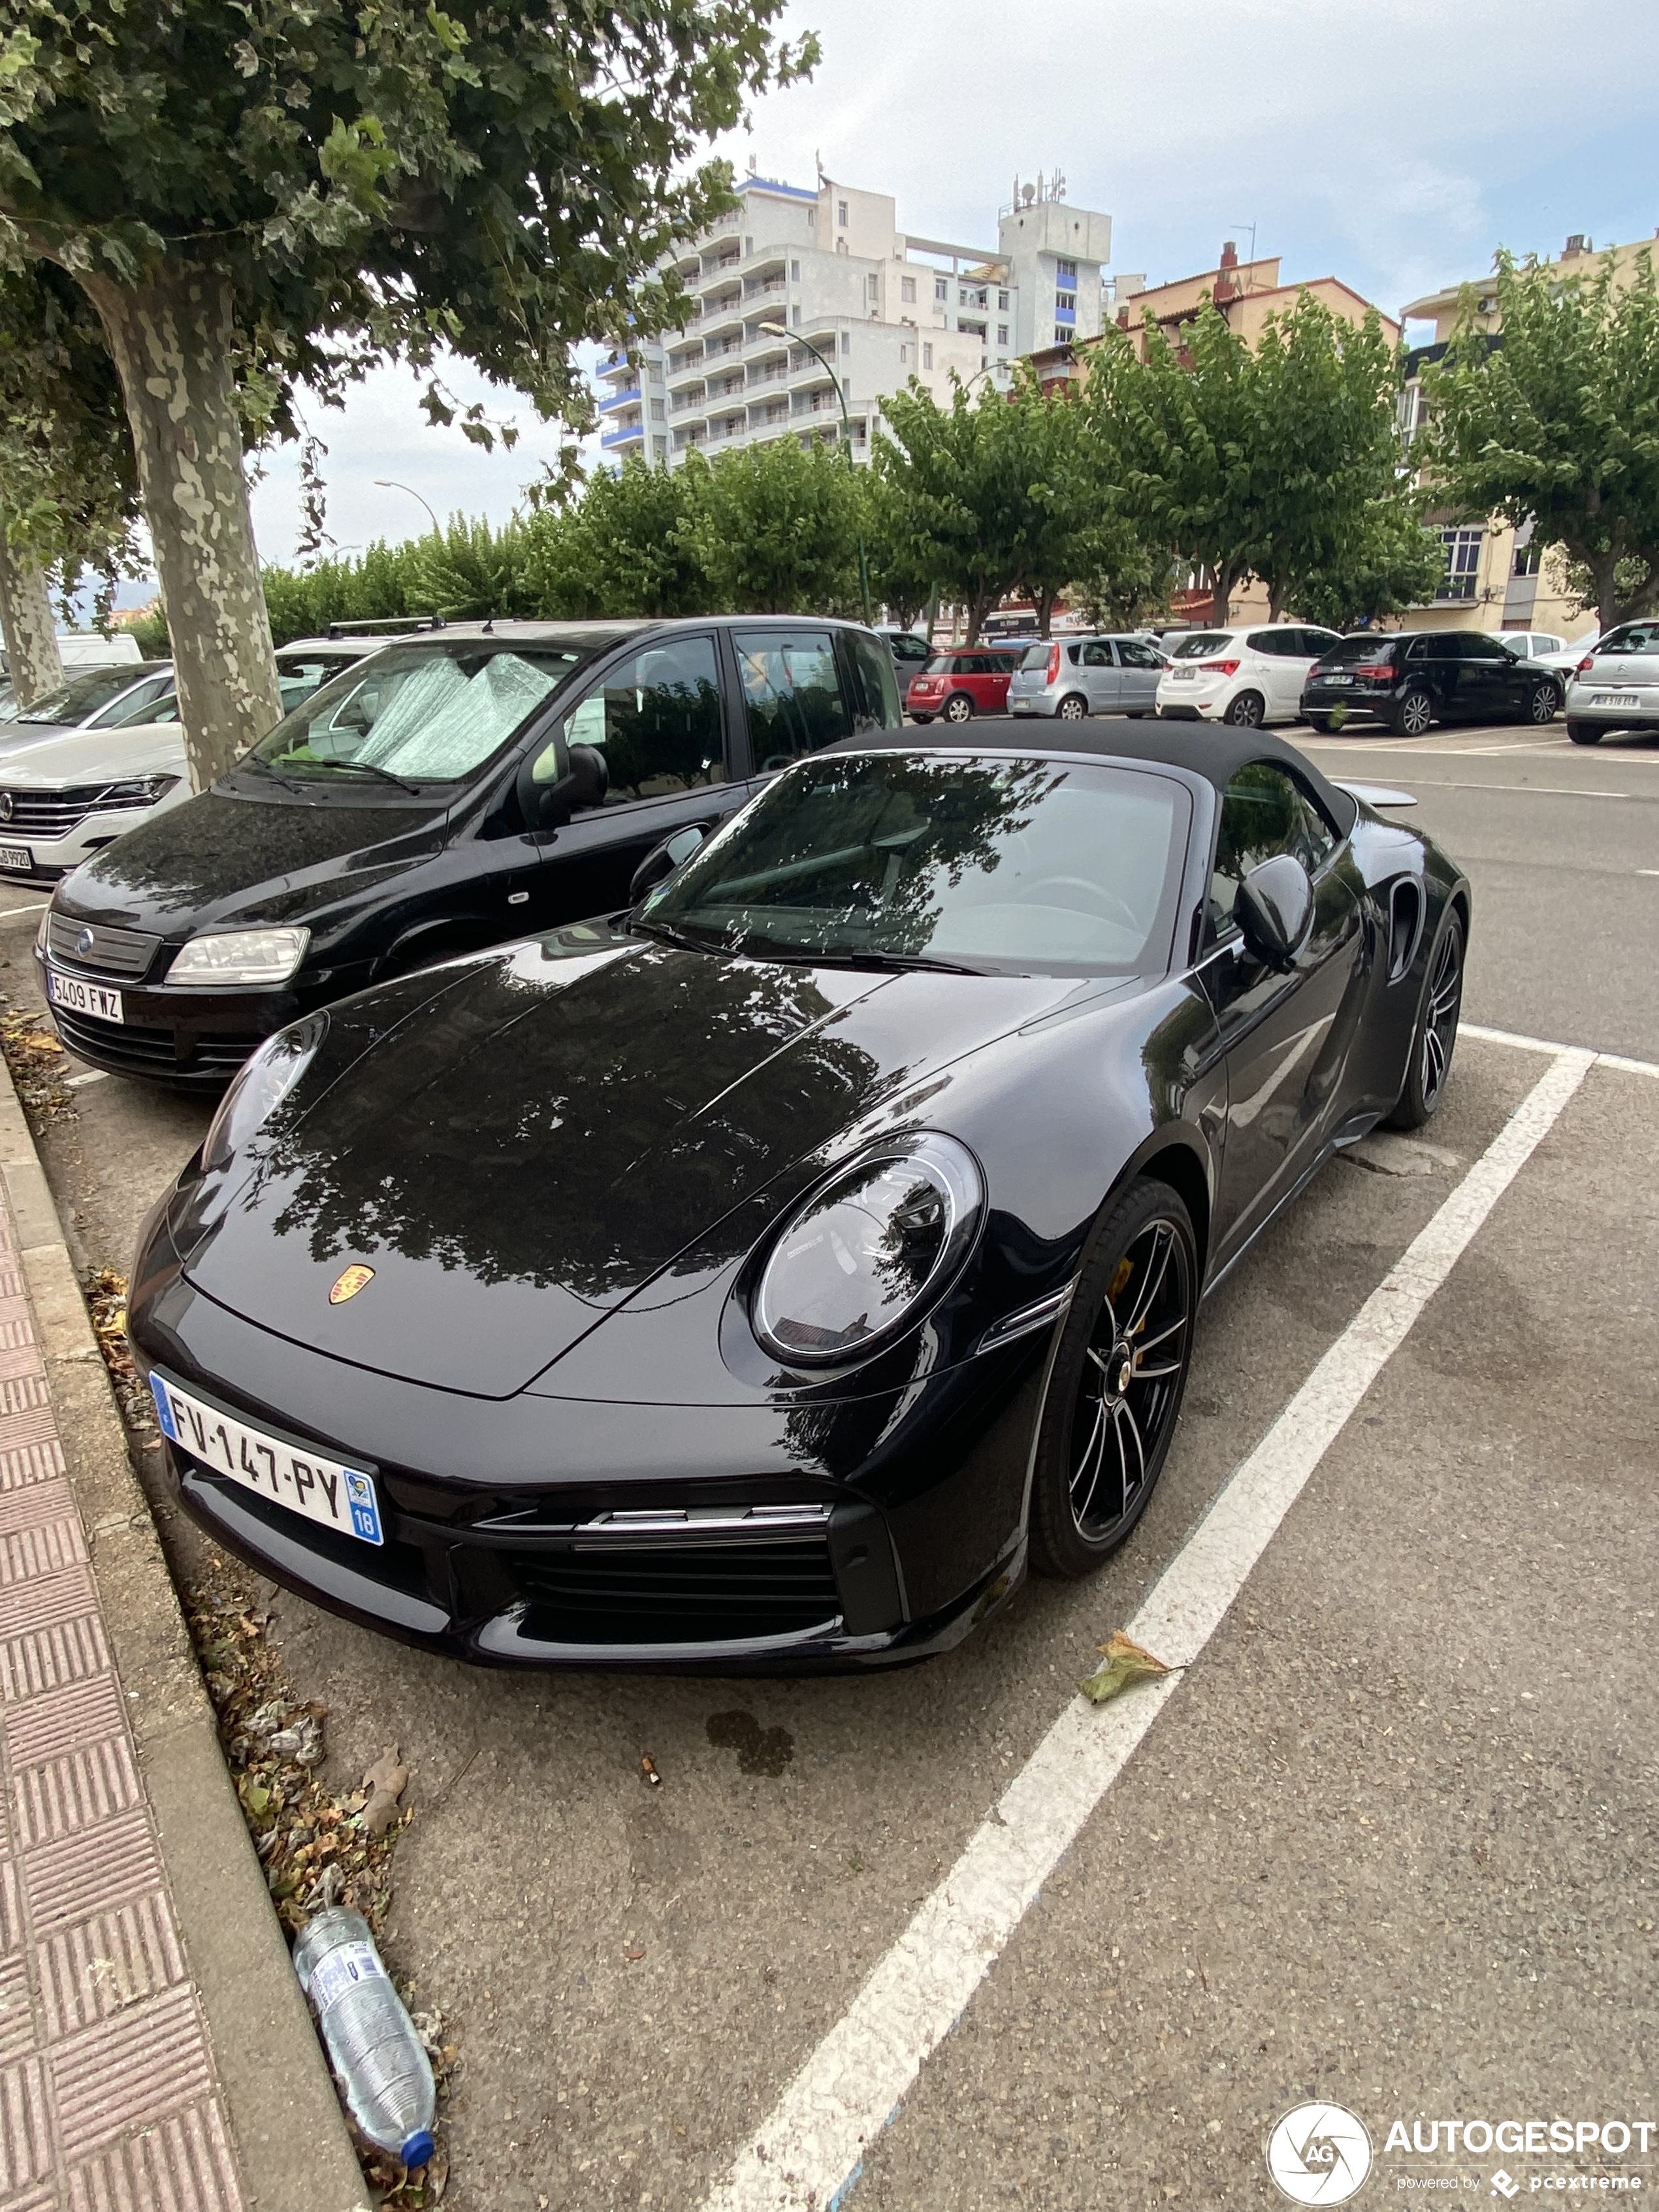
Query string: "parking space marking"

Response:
xmin=0 ymin=901 xmax=49 ymax=922
xmin=1459 ymin=1020 xmax=1659 ymax=1078
xmin=700 ymin=1046 xmax=1594 ymax=2212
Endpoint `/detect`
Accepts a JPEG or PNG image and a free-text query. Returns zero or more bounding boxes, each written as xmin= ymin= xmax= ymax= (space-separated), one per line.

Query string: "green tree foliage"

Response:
xmin=1424 ymin=248 xmax=1659 ymax=628
xmin=1294 ymin=497 xmax=1443 ymax=632
xmin=678 ymin=437 xmax=865 ymax=613
xmin=876 ymin=379 xmax=1029 ymax=643
xmin=0 ymin=262 xmax=140 ymax=701
xmin=1084 ymin=293 xmax=1410 ymax=626
xmin=0 ymin=0 xmax=814 ymax=784
xmin=521 ymin=456 xmax=707 ymax=618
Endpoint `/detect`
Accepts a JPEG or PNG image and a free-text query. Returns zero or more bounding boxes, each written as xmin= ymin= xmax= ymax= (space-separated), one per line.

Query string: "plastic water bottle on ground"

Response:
xmin=293 ymin=1906 xmax=435 ymax=2169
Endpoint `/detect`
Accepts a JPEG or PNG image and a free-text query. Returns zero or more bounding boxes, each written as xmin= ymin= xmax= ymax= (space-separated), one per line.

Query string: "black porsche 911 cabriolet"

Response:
xmin=127 ymin=724 xmax=1468 ymax=1669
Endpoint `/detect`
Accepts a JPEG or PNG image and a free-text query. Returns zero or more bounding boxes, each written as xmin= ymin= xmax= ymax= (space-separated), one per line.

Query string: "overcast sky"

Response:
xmin=221 ymin=0 xmax=1655 ymax=582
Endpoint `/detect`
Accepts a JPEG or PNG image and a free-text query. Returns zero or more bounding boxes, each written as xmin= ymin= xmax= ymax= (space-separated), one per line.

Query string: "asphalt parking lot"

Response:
xmin=1 ymin=713 xmax=1654 ymax=2210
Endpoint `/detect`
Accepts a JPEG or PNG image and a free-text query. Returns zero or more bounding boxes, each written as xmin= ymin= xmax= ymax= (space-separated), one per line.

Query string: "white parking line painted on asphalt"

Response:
xmin=0 ymin=901 xmax=49 ymax=922
xmin=1459 ymin=1021 xmax=1659 ymax=1079
xmin=699 ymin=1046 xmax=1595 ymax=2212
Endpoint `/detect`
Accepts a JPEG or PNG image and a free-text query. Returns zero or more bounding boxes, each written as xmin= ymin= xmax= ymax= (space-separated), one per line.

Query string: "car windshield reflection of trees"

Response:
xmin=242 ymin=946 xmax=886 ymax=1297
xmin=645 ymin=754 xmax=1180 ymax=976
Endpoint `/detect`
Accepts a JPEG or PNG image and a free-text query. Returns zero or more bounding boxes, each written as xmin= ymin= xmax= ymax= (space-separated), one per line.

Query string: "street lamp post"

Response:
xmin=373 ymin=478 xmax=442 ymax=537
xmin=758 ymin=321 xmax=872 ymax=625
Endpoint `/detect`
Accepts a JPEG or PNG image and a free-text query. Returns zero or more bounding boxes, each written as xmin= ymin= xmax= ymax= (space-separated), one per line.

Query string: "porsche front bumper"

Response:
xmin=129 ymin=1228 xmax=1040 ymax=1672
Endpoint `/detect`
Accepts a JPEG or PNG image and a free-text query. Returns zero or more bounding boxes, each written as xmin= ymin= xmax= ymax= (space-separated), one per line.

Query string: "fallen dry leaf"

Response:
xmin=1078 ymin=1631 xmax=1172 ymax=1706
xmin=362 ymin=1746 xmax=410 ymax=1838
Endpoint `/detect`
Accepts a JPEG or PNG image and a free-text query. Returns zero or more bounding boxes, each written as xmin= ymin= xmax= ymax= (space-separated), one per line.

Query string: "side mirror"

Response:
xmin=1236 ymin=854 xmax=1313 ymax=970
xmin=517 ymin=741 xmax=609 ymax=839
xmin=629 ymin=822 xmax=709 ymax=905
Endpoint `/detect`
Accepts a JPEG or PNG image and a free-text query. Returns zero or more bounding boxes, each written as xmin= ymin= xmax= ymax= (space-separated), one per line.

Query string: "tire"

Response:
xmin=1223 ymin=690 xmax=1265 ymax=729
xmin=909 ymin=713 xmax=934 ymax=724
xmin=1029 ymin=1178 xmax=1197 ymax=1579
xmin=1125 ymin=711 xmax=1147 ymax=720
xmin=1528 ymin=682 xmax=1560 ymax=725
xmin=1393 ymin=686 xmax=1433 ymax=738
xmin=1056 ymin=692 xmax=1089 ymax=720
xmin=1387 ymin=912 xmax=1464 ymax=1129
xmin=1566 ymin=718 xmax=1602 ymax=745
xmin=1304 ymin=712 xmax=1332 ymax=733
xmin=944 ymin=693 xmax=975 ymax=724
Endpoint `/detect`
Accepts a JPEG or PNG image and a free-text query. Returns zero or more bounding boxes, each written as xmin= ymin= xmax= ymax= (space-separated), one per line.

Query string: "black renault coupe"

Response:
xmin=126 ymin=726 xmax=1468 ymax=1670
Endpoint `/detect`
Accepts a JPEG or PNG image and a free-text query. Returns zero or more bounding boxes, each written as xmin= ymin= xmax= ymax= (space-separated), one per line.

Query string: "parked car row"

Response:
xmin=0 ymin=637 xmax=393 ymax=882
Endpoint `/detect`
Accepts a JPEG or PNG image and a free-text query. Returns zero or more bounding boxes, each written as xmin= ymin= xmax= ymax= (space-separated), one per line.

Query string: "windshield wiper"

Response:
xmin=813 ymin=949 xmax=990 ymax=976
xmin=238 ymin=756 xmax=310 ymax=796
xmin=630 ymin=916 xmax=722 ymax=956
xmin=318 ymin=758 xmax=425 ymax=795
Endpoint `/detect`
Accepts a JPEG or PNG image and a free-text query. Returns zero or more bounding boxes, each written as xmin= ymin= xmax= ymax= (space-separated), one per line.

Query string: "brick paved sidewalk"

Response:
xmin=0 ymin=1181 xmax=247 ymax=2211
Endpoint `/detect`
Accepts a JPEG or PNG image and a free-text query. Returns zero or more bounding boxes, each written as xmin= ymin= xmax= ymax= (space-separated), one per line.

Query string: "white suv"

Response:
xmin=1156 ymin=623 xmax=1344 ymax=728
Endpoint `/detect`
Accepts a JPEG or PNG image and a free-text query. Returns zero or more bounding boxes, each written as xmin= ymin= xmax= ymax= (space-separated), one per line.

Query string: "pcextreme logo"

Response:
xmin=1266 ymin=2102 xmax=1375 ymax=2205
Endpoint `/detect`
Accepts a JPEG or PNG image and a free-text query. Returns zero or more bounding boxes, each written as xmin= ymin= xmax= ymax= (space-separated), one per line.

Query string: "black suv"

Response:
xmin=1302 ymin=630 xmax=1563 ymax=737
xmin=37 ymin=616 xmax=903 ymax=1085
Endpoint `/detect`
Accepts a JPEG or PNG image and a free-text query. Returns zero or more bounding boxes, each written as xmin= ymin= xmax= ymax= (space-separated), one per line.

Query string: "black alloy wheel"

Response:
xmin=1029 ymin=1178 xmax=1197 ymax=1577
xmin=1057 ymin=692 xmax=1089 ymax=720
xmin=1387 ymin=912 xmax=1464 ymax=1129
xmin=1566 ymin=718 xmax=1602 ymax=745
xmin=1529 ymin=682 xmax=1560 ymax=724
xmin=1223 ymin=690 xmax=1265 ymax=728
xmin=944 ymin=693 xmax=975 ymax=724
xmin=1394 ymin=686 xmax=1434 ymax=738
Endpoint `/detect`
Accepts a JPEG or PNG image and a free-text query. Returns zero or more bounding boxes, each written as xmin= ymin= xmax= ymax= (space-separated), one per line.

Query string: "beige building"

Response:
xmin=594 ymin=168 xmax=1114 ymax=470
xmin=1395 ymin=229 xmax=1659 ymax=642
xmin=1112 ymin=240 xmax=1400 ymax=358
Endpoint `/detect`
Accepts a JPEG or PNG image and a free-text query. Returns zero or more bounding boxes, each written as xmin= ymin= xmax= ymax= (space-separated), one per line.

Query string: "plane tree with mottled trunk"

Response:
xmin=0 ymin=261 xmax=140 ymax=705
xmin=0 ymin=0 xmax=816 ymax=787
xmin=1423 ymin=248 xmax=1659 ymax=630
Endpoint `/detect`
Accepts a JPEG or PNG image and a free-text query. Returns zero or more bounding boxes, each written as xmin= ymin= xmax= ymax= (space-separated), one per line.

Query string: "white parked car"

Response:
xmin=1155 ymin=622 xmax=1344 ymax=728
xmin=0 ymin=637 xmax=393 ymax=880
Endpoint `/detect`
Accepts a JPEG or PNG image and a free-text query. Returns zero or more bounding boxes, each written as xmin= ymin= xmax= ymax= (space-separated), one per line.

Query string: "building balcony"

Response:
xmin=597 ymin=383 xmax=642 ymax=415
xmin=743 ymin=274 xmax=788 ymax=301
xmin=702 ymin=287 xmax=743 ymax=317
xmin=600 ymin=421 xmax=646 ymax=450
xmin=669 ymin=387 xmax=707 ymax=411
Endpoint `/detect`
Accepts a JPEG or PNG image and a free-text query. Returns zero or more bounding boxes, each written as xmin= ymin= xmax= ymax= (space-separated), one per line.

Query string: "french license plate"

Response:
xmin=1172 ymin=669 xmax=1196 ymax=682
xmin=0 ymin=844 xmax=31 ymax=873
xmin=46 ymin=969 xmax=123 ymax=1023
xmin=1592 ymin=694 xmax=1639 ymax=708
xmin=1323 ymin=674 xmax=1353 ymax=686
xmin=151 ymin=1373 xmax=384 ymax=1545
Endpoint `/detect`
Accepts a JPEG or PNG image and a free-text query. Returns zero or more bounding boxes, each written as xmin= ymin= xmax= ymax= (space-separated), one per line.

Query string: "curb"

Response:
xmin=0 ymin=1061 xmax=369 ymax=2212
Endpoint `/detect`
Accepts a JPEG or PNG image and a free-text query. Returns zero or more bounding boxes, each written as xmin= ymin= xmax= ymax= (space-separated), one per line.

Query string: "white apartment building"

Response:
xmin=595 ymin=170 xmax=1113 ymax=469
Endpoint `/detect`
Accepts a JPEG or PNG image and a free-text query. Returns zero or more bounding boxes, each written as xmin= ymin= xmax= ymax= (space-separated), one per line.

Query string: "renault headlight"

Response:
xmin=753 ymin=1134 xmax=983 ymax=1366
xmin=201 ymin=1013 xmax=328 ymax=1172
xmin=169 ymin=927 xmax=310 ymax=987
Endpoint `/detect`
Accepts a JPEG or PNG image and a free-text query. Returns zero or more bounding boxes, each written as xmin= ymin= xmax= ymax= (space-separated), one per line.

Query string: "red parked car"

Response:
xmin=905 ymin=644 xmax=1026 ymax=722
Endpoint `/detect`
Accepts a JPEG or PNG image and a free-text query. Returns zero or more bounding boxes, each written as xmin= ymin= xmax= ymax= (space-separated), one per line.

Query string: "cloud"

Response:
xmin=234 ymin=0 xmax=1658 ymax=567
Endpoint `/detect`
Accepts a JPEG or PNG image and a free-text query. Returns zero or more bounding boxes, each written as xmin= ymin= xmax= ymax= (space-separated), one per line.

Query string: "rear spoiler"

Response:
xmin=1334 ymin=779 xmax=1417 ymax=809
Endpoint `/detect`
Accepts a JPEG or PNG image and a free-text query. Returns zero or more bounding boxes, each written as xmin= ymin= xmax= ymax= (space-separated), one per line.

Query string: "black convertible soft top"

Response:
xmin=828 ymin=720 xmax=1359 ymax=835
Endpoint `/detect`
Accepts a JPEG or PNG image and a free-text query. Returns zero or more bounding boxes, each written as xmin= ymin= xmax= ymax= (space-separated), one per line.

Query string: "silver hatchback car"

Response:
xmin=1564 ymin=619 xmax=1659 ymax=744
xmin=1007 ymin=633 xmax=1167 ymax=720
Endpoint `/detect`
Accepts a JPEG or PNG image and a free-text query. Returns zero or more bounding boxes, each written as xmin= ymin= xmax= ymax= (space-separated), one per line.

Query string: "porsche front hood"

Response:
xmin=182 ymin=938 xmax=1072 ymax=1398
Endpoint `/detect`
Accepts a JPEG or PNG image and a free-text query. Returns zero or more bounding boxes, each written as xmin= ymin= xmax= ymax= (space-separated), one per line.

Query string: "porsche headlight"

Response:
xmin=201 ymin=1013 xmax=327 ymax=1172
xmin=754 ymin=1134 xmax=983 ymax=1366
xmin=169 ymin=927 xmax=310 ymax=987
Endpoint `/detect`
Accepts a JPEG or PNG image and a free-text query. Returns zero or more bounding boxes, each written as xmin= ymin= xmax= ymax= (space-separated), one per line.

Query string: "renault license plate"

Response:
xmin=46 ymin=969 xmax=123 ymax=1023
xmin=151 ymin=1373 xmax=384 ymax=1545
xmin=0 ymin=844 xmax=31 ymax=873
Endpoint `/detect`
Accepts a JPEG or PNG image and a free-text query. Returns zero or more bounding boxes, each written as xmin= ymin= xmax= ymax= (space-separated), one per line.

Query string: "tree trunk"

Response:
xmin=0 ymin=529 xmax=63 ymax=707
xmin=77 ymin=261 xmax=280 ymax=790
xmin=1211 ymin=560 xmax=1244 ymax=627
xmin=1035 ymin=584 xmax=1059 ymax=639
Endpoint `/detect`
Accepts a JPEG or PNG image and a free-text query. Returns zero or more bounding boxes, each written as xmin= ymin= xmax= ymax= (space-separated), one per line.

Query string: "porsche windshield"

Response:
xmin=246 ymin=644 xmax=587 ymax=785
xmin=640 ymin=751 xmax=1191 ymax=976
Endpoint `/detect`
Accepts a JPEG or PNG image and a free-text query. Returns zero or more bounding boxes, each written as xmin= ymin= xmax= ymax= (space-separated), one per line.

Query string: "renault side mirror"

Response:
xmin=1236 ymin=854 xmax=1313 ymax=970
xmin=629 ymin=822 xmax=709 ymax=905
